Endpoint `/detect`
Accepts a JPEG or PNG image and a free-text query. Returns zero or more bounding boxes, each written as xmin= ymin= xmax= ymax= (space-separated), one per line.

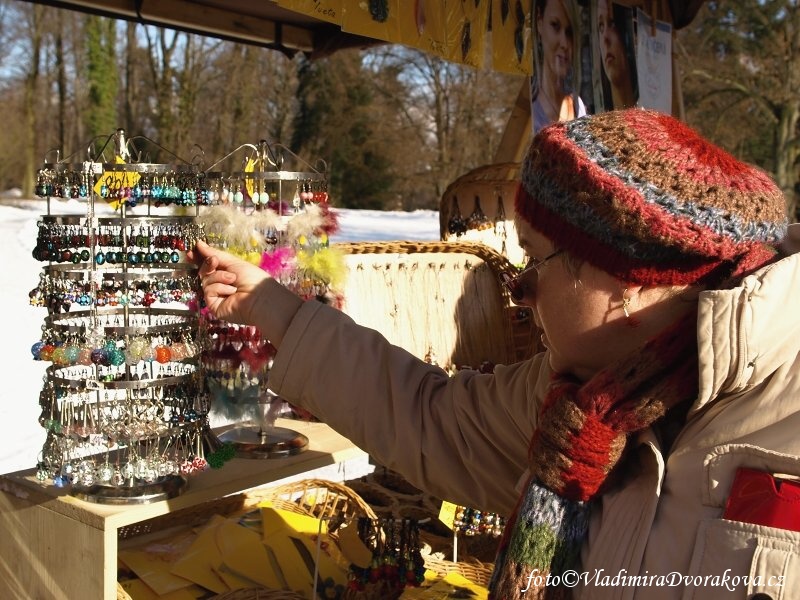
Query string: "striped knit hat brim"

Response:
xmin=516 ymin=109 xmax=788 ymax=286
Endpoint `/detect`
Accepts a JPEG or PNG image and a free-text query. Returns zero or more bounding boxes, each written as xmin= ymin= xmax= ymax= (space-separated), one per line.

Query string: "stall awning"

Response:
xmin=17 ymin=0 xmax=707 ymax=64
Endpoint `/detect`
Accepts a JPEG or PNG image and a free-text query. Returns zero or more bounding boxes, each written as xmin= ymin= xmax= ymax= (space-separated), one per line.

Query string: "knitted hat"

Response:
xmin=516 ymin=109 xmax=789 ymax=285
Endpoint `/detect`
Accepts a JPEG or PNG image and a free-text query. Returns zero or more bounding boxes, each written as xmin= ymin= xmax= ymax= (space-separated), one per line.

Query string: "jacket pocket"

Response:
xmin=682 ymin=518 xmax=798 ymax=599
xmin=681 ymin=444 xmax=800 ymax=600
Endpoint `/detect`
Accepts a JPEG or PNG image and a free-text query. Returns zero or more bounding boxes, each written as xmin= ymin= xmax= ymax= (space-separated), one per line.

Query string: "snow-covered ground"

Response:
xmin=0 ymin=196 xmax=439 ymax=475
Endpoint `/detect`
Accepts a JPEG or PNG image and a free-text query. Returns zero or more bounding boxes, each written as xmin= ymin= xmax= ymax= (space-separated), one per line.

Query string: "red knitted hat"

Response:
xmin=516 ymin=109 xmax=788 ymax=285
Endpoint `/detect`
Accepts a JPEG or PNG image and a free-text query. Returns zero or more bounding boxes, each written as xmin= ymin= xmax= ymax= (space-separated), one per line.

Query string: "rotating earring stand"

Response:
xmin=31 ymin=129 xmax=213 ymax=504
xmin=198 ymin=140 xmax=332 ymax=459
xmin=216 ymin=390 xmax=309 ymax=458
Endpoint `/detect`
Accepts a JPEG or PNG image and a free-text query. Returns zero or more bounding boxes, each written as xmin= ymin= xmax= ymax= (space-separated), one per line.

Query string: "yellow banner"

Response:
xmin=341 ymin=0 xmax=399 ymax=43
xmin=396 ymin=0 xmax=449 ymax=60
xmin=492 ymin=0 xmax=533 ymax=75
xmin=444 ymin=0 xmax=489 ymax=68
xmin=275 ymin=0 xmax=344 ymax=25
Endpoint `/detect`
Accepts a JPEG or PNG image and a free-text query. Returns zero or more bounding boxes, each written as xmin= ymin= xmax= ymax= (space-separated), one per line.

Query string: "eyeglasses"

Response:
xmin=500 ymin=249 xmax=563 ymax=304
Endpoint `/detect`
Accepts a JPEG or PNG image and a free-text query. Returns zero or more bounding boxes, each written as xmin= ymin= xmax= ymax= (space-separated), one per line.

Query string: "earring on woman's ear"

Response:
xmin=622 ymin=290 xmax=632 ymax=319
xmin=622 ymin=288 xmax=640 ymax=328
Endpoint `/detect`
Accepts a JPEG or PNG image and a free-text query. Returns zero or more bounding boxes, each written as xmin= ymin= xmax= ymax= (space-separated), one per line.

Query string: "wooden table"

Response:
xmin=0 ymin=419 xmax=366 ymax=600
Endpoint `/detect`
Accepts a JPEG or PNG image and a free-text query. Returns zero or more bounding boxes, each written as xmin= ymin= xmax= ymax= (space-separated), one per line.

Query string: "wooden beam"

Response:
xmin=493 ymin=77 xmax=532 ymax=164
xmin=139 ymin=0 xmax=315 ymax=51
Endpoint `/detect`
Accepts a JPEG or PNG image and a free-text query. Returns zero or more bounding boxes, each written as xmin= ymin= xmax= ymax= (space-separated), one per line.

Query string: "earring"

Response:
xmin=622 ymin=289 xmax=632 ymax=319
xmin=622 ymin=288 xmax=640 ymax=328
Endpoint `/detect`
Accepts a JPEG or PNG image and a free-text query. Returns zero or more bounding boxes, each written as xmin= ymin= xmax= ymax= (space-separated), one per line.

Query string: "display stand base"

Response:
xmin=71 ymin=474 xmax=187 ymax=505
xmin=217 ymin=425 xmax=309 ymax=459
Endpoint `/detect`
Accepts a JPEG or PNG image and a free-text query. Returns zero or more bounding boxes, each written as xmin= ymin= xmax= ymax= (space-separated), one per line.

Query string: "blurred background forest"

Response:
xmin=0 ymin=0 xmax=798 ymax=219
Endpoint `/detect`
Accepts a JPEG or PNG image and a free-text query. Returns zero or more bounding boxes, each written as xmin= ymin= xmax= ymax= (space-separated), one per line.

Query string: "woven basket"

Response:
xmin=117 ymin=479 xmax=377 ymax=600
xmin=247 ymin=478 xmax=378 ymax=528
xmin=423 ymin=556 xmax=494 ymax=588
xmin=439 ymin=162 xmax=523 ymax=265
xmin=334 ymin=240 xmax=537 ymax=367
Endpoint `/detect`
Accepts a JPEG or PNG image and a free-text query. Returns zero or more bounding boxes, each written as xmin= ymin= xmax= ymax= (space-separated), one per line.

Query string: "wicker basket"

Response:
xmin=117 ymin=479 xmax=377 ymax=600
xmin=439 ymin=162 xmax=523 ymax=265
xmin=246 ymin=477 xmax=379 ymax=530
xmin=423 ymin=556 xmax=494 ymax=588
xmin=334 ymin=240 xmax=537 ymax=368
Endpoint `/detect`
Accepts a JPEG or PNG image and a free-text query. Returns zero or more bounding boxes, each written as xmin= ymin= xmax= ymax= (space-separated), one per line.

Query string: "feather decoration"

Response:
xmin=286 ymin=203 xmax=325 ymax=241
xmin=259 ymin=246 xmax=297 ymax=278
xmin=197 ymin=205 xmax=238 ymax=240
xmin=251 ymin=208 xmax=283 ymax=233
xmin=317 ymin=201 xmax=340 ymax=236
xmin=296 ymin=246 xmax=347 ymax=287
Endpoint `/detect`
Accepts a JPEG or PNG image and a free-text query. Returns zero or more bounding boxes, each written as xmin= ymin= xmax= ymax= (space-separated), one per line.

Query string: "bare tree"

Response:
xmin=677 ymin=0 xmax=800 ymax=220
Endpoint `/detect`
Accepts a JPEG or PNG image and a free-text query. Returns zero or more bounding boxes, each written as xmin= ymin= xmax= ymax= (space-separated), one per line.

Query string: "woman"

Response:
xmin=596 ymin=0 xmax=637 ymax=109
xmin=531 ymin=0 xmax=586 ymax=133
xmin=192 ymin=109 xmax=800 ymax=599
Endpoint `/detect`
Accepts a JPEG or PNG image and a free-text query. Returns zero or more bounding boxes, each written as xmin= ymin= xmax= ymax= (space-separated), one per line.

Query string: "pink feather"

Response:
xmin=259 ymin=246 xmax=296 ymax=277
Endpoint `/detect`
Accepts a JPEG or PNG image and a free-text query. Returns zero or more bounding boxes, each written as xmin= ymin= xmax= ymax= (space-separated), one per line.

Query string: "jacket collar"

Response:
xmin=693 ymin=223 xmax=800 ymax=413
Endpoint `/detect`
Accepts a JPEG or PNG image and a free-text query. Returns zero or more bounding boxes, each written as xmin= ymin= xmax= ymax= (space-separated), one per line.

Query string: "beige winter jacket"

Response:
xmin=269 ymin=225 xmax=800 ymax=599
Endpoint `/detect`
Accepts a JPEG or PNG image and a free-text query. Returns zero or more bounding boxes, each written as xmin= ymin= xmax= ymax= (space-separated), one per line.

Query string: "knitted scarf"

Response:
xmin=489 ymin=312 xmax=699 ymax=599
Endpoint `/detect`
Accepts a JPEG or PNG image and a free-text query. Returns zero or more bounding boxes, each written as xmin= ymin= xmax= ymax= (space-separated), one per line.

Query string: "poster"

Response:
xmin=636 ymin=8 xmax=672 ymax=113
xmin=591 ymin=0 xmax=639 ymax=112
xmin=530 ymin=0 xmax=586 ymax=133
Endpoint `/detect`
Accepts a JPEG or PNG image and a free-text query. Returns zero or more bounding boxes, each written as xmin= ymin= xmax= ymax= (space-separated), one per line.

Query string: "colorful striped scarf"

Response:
xmin=489 ymin=312 xmax=699 ymax=599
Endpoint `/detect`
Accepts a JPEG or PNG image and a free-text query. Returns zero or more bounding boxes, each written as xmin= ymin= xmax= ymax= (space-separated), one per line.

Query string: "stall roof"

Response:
xmin=18 ymin=0 xmax=706 ymax=58
xmin=16 ymin=0 xmax=381 ymax=58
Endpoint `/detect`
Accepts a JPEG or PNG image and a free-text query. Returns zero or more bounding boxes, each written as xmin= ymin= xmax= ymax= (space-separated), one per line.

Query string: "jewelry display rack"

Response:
xmin=198 ymin=139 xmax=332 ymax=459
xmin=29 ymin=129 xmax=213 ymax=504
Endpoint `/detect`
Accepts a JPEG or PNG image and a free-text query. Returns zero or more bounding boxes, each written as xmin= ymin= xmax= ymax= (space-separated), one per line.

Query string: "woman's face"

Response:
xmin=597 ymin=0 xmax=629 ymax=85
xmin=514 ymin=218 xmax=692 ymax=381
xmin=537 ymin=0 xmax=574 ymax=83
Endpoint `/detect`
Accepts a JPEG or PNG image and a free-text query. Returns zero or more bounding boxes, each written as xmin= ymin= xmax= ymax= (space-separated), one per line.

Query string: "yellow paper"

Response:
xmin=261 ymin=533 xmax=316 ymax=597
xmin=438 ymin=500 xmax=458 ymax=530
xmin=336 ymin=523 xmax=373 ymax=569
xmin=398 ymin=571 xmax=488 ymax=599
xmin=261 ymin=505 xmax=347 ymax=584
xmin=120 ymin=579 xmax=209 ymax=600
xmin=93 ymin=155 xmax=141 ymax=210
xmin=169 ymin=515 xmax=230 ymax=594
xmin=215 ymin=520 xmax=286 ymax=590
xmin=260 ymin=504 xmax=329 ymax=538
xmin=214 ymin=563 xmax=264 ymax=591
xmin=118 ymin=528 xmax=196 ymax=597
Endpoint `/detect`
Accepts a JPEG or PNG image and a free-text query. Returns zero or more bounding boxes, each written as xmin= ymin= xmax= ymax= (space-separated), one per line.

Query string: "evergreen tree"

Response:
xmin=291 ymin=51 xmax=395 ymax=209
xmin=85 ymin=16 xmax=118 ymax=140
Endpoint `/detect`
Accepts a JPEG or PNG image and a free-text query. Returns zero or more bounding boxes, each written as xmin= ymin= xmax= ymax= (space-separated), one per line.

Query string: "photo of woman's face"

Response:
xmin=537 ymin=0 xmax=574 ymax=82
xmin=597 ymin=0 xmax=629 ymax=85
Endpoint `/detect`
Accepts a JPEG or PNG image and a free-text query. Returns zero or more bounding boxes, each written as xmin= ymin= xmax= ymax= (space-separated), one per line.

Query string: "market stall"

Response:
xmin=1 ymin=1 xmax=707 ymax=599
